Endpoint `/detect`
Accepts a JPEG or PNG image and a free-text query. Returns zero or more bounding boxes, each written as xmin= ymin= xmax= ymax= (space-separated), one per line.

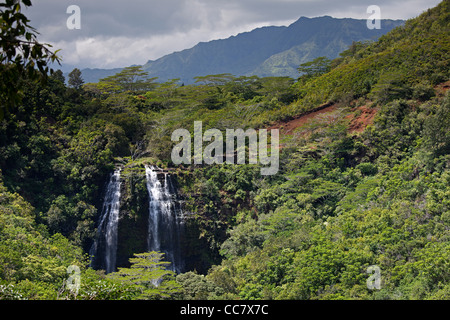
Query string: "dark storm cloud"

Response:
xmin=26 ymin=0 xmax=202 ymax=39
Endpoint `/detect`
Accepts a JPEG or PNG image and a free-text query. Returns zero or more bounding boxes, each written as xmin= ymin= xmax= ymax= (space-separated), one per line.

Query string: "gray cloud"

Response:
xmin=24 ymin=0 xmax=442 ymax=69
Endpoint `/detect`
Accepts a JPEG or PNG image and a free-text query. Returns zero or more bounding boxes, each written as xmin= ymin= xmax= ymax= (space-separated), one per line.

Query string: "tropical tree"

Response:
xmin=100 ymin=66 xmax=158 ymax=93
xmin=107 ymin=252 xmax=182 ymax=300
xmin=297 ymin=56 xmax=331 ymax=81
xmin=68 ymin=68 xmax=84 ymax=90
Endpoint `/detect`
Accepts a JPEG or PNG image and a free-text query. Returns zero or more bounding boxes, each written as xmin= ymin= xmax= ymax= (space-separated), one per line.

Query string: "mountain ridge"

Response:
xmin=78 ymin=16 xmax=404 ymax=84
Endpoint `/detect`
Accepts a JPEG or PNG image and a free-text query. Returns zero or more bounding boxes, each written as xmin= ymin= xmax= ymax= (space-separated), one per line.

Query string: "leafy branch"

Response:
xmin=1 ymin=0 xmax=61 ymax=117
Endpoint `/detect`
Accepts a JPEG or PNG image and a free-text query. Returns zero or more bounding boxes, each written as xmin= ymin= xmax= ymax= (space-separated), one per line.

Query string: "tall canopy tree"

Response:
xmin=297 ymin=56 xmax=332 ymax=81
xmin=99 ymin=66 xmax=158 ymax=93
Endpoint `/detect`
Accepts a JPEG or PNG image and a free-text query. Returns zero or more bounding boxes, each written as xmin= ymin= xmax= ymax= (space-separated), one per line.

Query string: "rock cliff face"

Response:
xmin=116 ymin=168 xmax=149 ymax=268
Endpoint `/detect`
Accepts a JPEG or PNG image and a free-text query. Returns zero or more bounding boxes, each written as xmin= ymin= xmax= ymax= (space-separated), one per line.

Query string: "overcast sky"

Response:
xmin=24 ymin=0 xmax=442 ymax=70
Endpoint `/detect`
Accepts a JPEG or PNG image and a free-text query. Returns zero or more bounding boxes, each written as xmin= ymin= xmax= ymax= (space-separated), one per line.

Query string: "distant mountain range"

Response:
xmin=77 ymin=16 xmax=404 ymax=84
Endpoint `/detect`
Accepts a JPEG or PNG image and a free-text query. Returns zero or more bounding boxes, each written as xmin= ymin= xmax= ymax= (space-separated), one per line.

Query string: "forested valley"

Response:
xmin=0 ymin=0 xmax=449 ymax=300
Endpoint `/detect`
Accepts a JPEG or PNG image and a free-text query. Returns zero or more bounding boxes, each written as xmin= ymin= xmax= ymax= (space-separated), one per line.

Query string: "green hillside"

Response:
xmin=0 ymin=0 xmax=449 ymax=301
xmin=252 ymin=17 xmax=403 ymax=78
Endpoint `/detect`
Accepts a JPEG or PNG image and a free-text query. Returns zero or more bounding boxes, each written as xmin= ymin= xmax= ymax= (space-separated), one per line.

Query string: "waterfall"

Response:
xmin=89 ymin=169 xmax=122 ymax=274
xmin=145 ymin=165 xmax=185 ymax=273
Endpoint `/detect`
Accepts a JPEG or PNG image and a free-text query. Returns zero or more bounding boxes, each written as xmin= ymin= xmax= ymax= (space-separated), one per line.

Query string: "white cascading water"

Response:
xmin=145 ymin=165 xmax=184 ymax=273
xmin=89 ymin=169 xmax=122 ymax=274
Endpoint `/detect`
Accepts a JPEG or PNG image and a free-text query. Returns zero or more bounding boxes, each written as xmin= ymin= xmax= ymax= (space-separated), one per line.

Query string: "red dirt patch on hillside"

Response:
xmin=267 ymin=101 xmax=378 ymax=140
xmin=435 ymin=80 xmax=450 ymax=96
xmin=346 ymin=105 xmax=378 ymax=133
xmin=266 ymin=80 xmax=450 ymax=139
xmin=267 ymin=102 xmax=337 ymax=135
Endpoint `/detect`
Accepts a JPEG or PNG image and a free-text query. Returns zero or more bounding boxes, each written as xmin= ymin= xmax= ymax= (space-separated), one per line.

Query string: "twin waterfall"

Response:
xmin=90 ymin=165 xmax=184 ymax=274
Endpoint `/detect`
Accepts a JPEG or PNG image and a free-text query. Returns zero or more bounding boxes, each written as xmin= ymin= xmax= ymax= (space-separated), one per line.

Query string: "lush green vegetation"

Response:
xmin=0 ymin=0 xmax=449 ymax=300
